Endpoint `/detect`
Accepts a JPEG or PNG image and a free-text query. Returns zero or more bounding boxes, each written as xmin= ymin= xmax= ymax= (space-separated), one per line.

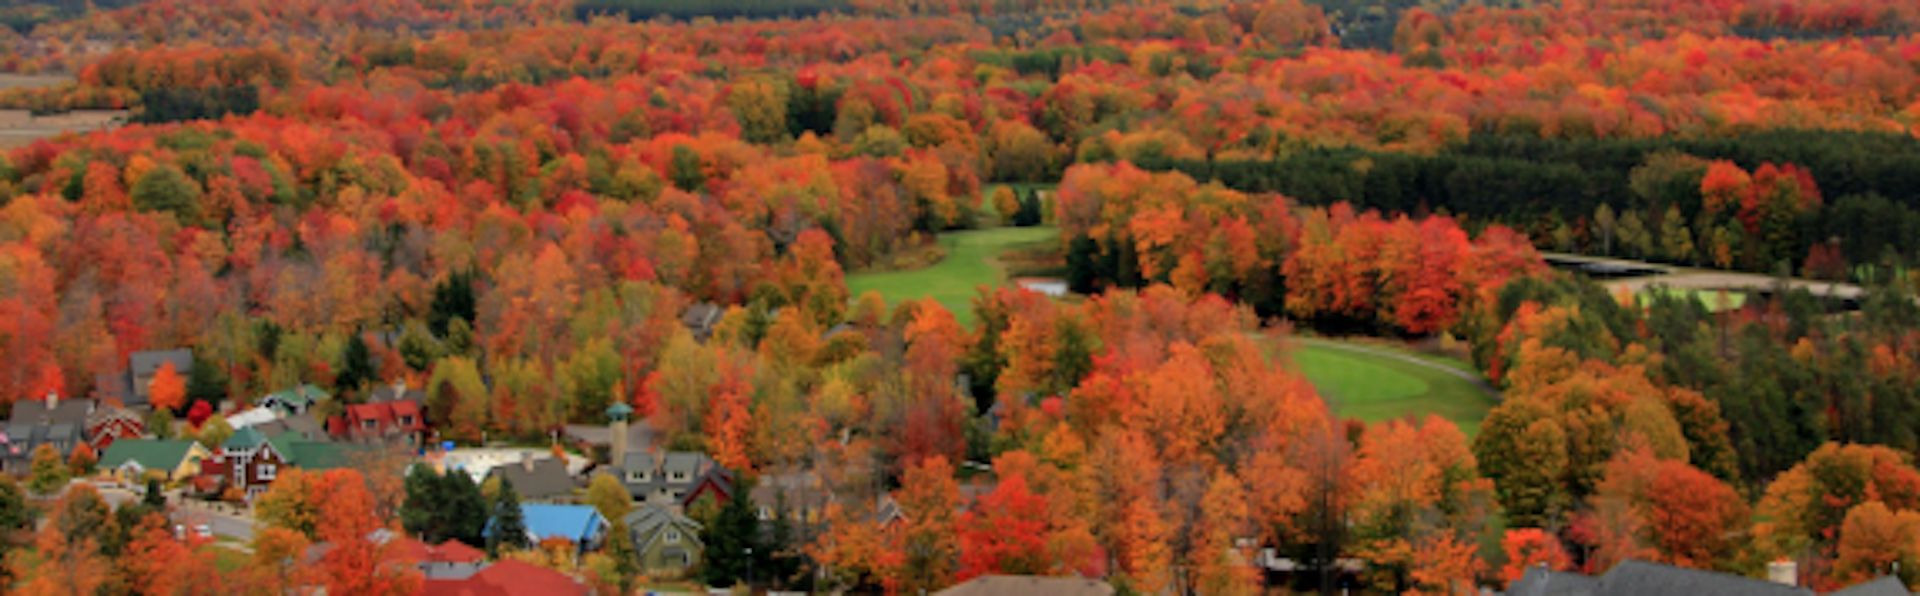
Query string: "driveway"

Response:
xmin=170 ymin=499 xmax=258 ymax=543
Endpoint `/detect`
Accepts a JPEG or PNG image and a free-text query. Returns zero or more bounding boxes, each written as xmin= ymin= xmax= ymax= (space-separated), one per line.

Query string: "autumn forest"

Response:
xmin=2 ymin=0 xmax=1920 ymax=594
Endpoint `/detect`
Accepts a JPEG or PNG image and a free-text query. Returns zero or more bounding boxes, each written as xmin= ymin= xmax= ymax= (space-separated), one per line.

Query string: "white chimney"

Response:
xmin=1767 ymin=559 xmax=1797 ymax=586
xmin=45 ymin=391 xmax=56 ymax=409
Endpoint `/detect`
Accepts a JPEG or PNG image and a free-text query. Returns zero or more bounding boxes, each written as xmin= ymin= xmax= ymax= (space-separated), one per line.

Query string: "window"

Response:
xmin=665 ymin=529 xmax=681 ymax=544
xmin=757 ymin=506 xmax=772 ymax=521
xmin=669 ymin=470 xmax=688 ymax=482
xmin=362 ymin=419 xmax=378 ymax=430
xmin=625 ymin=471 xmax=642 ymax=483
xmin=399 ymin=415 xmax=413 ymax=427
xmin=259 ymin=464 xmax=277 ymax=480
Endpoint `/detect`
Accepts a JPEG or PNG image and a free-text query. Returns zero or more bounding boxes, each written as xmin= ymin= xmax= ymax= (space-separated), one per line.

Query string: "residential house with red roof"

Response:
xmin=421 ymin=559 xmax=588 ymax=596
xmin=331 ymin=399 xmax=426 ymax=445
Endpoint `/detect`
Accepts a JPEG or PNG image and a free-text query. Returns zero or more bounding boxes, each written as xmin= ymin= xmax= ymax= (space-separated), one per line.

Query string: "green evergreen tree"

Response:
xmin=488 ymin=478 xmax=530 ymax=556
xmin=699 ymin=480 xmax=763 ymax=588
xmin=337 ymin=334 xmax=375 ymax=397
xmin=670 ymin=145 xmax=705 ymax=192
xmin=429 ymin=270 xmax=477 ymax=337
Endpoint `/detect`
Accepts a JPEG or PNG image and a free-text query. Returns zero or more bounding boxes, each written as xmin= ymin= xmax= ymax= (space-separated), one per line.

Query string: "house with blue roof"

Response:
xmin=488 ymin=503 xmax=608 ymax=555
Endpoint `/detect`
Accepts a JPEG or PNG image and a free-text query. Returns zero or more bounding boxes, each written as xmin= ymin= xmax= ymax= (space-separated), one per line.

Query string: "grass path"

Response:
xmin=846 ymin=226 xmax=1059 ymax=325
xmin=1286 ymin=337 xmax=1499 ymax=437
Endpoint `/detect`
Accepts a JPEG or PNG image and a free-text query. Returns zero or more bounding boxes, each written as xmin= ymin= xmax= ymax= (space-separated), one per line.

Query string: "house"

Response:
xmin=617 ymin=451 xmax=733 ymax=507
xmin=1505 ymin=559 xmax=1910 ymax=596
xmin=391 ymin=536 xmax=488 ymax=580
xmin=624 ymin=500 xmax=703 ymax=577
xmin=874 ymin=494 xmax=906 ymax=531
xmin=98 ymin=346 xmax=192 ymax=407
xmin=99 ymin=439 xmax=209 ymax=484
xmin=84 ymin=404 xmax=144 ymax=451
xmin=486 ymin=457 xmax=575 ymax=502
xmin=257 ymin=384 xmax=326 ymax=415
xmin=681 ymin=302 xmax=725 ymax=342
xmin=331 ymin=400 xmax=426 ymax=444
xmin=196 ymin=427 xmax=352 ymax=500
xmin=934 ymin=575 xmax=1116 ymax=596
xmin=750 ymin=468 xmax=831 ymax=526
xmin=488 ymin=504 xmax=606 ymax=555
xmin=2 ymin=393 xmax=94 ymax=473
xmin=421 ymin=559 xmax=588 ymax=596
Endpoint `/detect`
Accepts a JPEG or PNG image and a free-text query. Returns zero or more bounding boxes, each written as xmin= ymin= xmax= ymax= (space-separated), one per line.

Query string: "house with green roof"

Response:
xmin=258 ymin=384 xmax=327 ymax=415
xmin=99 ymin=439 xmax=210 ymax=484
xmin=195 ymin=426 xmax=356 ymax=500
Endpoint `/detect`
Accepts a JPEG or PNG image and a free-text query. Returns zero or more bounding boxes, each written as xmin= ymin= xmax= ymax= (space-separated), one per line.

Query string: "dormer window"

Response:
xmin=665 ymin=529 xmax=681 ymax=544
xmin=628 ymin=470 xmax=650 ymax=483
xmin=669 ymin=471 xmax=688 ymax=482
xmin=399 ymin=416 xmax=413 ymax=426
xmin=362 ymin=419 xmax=378 ymax=430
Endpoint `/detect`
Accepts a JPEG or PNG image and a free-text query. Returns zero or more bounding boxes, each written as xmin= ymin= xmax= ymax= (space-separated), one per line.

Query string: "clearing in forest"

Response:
xmin=846 ymin=225 xmax=1059 ymax=326
xmin=1288 ymin=338 xmax=1498 ymax=437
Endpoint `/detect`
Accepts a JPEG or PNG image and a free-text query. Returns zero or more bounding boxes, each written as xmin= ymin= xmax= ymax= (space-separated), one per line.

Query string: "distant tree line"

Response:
xmin=1117 ymin=130 xmax=1920 ymax=272
xmin=574 ymin=0 xmax=852 ymax=21
xmin=132 ymin=86 xmax=261 ymax=124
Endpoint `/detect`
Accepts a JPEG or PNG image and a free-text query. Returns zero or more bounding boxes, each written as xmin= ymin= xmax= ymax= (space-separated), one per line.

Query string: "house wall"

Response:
xmin=641 ymin=535 xmax=700 ymax=577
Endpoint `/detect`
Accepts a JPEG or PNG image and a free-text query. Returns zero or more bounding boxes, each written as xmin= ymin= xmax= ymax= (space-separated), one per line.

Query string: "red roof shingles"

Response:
xmin=334 ymin=401 xmax=425 ymax=439
xmin=422 ymin=560 xmax=586 ymax=596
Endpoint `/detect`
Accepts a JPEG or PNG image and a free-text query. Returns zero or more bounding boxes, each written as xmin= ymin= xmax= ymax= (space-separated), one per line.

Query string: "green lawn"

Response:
xmin=1289 ymin=340 xmax=1498 ymax=437
xmin=847 ymin=226 xmax=1060 ymax=326
xmin=1637 ymin=287 xmax=1748 ymax=312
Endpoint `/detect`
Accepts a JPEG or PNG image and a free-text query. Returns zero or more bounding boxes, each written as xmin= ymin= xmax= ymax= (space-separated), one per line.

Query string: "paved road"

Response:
xmin=170 ymin=500 xmax=257 ymax=543
xmin=1291 ymin=337 xmax=1500 ymax=401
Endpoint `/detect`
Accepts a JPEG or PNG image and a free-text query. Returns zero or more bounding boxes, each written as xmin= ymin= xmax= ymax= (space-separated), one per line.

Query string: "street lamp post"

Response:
xmin=746 ymin=546 xmax=754 ymax=589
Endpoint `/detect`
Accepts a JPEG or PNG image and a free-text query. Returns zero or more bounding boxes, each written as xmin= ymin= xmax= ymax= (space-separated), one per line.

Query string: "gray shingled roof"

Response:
xmin=623 ymin=501 xmax=703 ymax=551
xmin=1595 ymin=560 xmax=1812 ymax=596
xmin=1508 ymin=564 xmax=1600 ymax=596
xmin=1827 ymin=576 xmax=1913 ymax=596
xmin=488 ymin=458 xmax=575 ymax=501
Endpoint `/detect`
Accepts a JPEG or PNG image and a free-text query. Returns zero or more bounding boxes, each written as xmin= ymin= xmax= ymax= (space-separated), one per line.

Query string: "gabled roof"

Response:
xmin=10 ymin=397 xmax=93 ymax=428
xmin=933 ymin=575 xmax=1115 ymax=596
xmin=100 ymin=439 xmax=203 ymax=472
xmin=511 ymin=504 xmax=606 ymax=544
xmin=422 ymin=559 xmax=587 ymax=596
xmin=487 ymin=458 xmax=574 ymax=501
xmin=1595 ymin=560 xmax=1812 ymax=596
xmin=224 ymin=426 xmax=269 ymax=451
xmin=84 ymin=404 xmax=142 ymax=429
xmin=623 ymin=502 xmax=703 ymax=551
xmin=432 ymin=540 xmax=486 ymax=564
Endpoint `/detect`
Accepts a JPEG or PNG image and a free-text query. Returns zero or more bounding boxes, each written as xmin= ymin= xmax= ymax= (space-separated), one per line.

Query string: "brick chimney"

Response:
xmin=1767 ymin=559 xmax=1797 ymax=586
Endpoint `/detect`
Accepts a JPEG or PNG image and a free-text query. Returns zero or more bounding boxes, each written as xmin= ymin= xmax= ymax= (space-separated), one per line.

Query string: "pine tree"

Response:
xmin=337 ymin=334 xmax=375 ymax=397
xmin=487 ymin=479 xmax=529 ymax=556
xmin=700 ymin=480 xmax=762 ymax=588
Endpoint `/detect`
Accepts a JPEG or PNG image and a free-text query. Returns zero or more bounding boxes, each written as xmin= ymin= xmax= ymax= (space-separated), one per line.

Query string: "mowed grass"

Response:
xmin=1290 ymin=341 xmax=1498 ymax=437
xmin=1637 ymin=287 xmax=1748 ymax=312
xmin=847 ymin=226 xmax=1060 ymax=326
